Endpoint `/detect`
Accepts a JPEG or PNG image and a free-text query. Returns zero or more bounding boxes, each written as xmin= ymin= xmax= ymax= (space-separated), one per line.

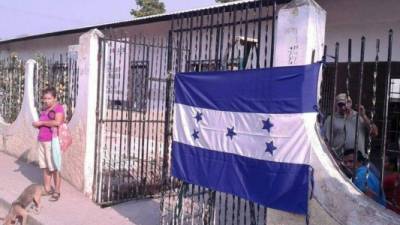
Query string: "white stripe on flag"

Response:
xmin=173 ymin=103 xmax=316 ymax=165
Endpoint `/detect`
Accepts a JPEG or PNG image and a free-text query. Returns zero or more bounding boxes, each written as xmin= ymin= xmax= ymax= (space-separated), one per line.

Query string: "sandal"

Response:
xmin=42 ymin=187 xmax=54 ymax=196
xmin=49 ymin=192 xmax=60 ymax=201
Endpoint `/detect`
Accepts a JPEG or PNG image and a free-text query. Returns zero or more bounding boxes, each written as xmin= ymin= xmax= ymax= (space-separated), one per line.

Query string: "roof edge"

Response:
xmin=0 ymin=0 xmax=290 ymax=44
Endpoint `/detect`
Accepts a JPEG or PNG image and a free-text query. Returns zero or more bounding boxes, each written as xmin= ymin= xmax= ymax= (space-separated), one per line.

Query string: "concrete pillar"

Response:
xmin=274 ymin=0 xmax=326 ymax=66
xmin=65 ymin=29 xmax=104 ymax=196
xmin=0 ymin=60 xmax=39 ymax=162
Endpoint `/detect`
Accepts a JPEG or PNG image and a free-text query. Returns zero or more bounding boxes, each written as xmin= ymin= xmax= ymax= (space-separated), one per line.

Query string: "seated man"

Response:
xmin=342 ymin=149 xmax=386 ymax=206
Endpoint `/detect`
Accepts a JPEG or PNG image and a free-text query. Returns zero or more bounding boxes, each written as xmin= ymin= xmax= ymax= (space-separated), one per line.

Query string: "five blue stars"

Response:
xmin=262 ymin=118 xmax=273 ymax=133
xmin=190 ymin=113 xmax=277 ymax=154
xmin=194 ymin=112 xmax=203 ymax=122
xmin=226 ymin=127 xmax=237 ymax=140
xmin=265 ymin=141 xmax=277 ymax=155
xmin=192 ymin=130 xmax=200 ymax=140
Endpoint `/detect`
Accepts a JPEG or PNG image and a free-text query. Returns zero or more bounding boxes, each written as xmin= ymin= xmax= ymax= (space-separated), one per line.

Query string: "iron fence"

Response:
xmin=319 ymin=30 xmax=400 ymax=212
xmin=33 ymin=54 xmax=79 ymax=121
xmin=93 ymin=35 xmax=187 ymax=205
xmin=0 ymin=56 xmax=25 ymax=123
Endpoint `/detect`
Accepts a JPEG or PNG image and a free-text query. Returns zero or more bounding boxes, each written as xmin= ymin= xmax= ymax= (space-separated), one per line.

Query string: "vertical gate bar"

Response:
xmin=178 ymin=15 xmax=184 ymax=72
xmin=329 ymin=43 xmax=340 ymax=154
xmin=366 ymin=38 xmax=380 ymax=188
xmin=160 ymin=30 xmax=173 ymax=225
xmin=198 ymin=10 xmax=204 ymax=71
xmin=270 ymin=0 xmax=276 ymax=67
xmin=188 ymin=13 xmax=194 ymax=71
xmin=346 ymin=39 xmax=352 ymax=98
xmin=322 ymin=45 xmax=327 ymax=115
xmin=184 ymin=14 xmax=190 ymax=72
xmin=126 ymin=37 xmax=134 ymax=192
xmin=115 ymin=35 xmax=125 ymax=201
xmin=381 ymin=29 xmax=393 ymax=184
xmin=143 ymin=42 xmax=151 ymax=196
xmin=237 ymin=196 xmax=241 ymax=225
xmin=131 ymin=36 xmax=141 ymax=196
xmin=231 ymin=195 xmax=236 ymax=225
xmin=139 ymin=40 xmax=149 ymax=194
xmin=264 ymin=1 xmax=270 ymax=68
xmin=194 ymin=12 xmax=199 ymax=70
xmin=204 ymin=8 xmax=210 ymax=71
xmin=250 ymin=4 xmax=257 ymax=69
xmin=103 ymin=39 xmax=112 ymax=203
xmin=256 ymin=0 xmax=262 ymax=68
xmin=219 ymin=6 xmax=225 ymax=70
xmin=208 ymin=8 xmax=214 ymax=71
xmin=244 ymin=2 xmax=249 ymax=69
xmin=223 ymin=193 xmax=228 ymax=225
xmin=208 ymin=10 xmax=218 ymax=71
xmin=143 ymin=39 xmax=155 ymax=194
xmin=353 ymin=37 xmax=365 ymax=177
xmin=168 ymin=18 xmax=176 ymax=225
xmin=109 ymin=39 xmax=119 ymax=202
xmin=154 ymin=38 xmax=164 ymax=191
xmin=230 ymin=4 xmax=237 ymax=70
xmin=120 ymin=35 xmax=130 ymax=200
xmin=238 ymin=4 xmax=244 ymax=69
xmin=150 ymin=38 xmax=157 ymax=186
xmin=94 ymin=38 xmax=104 ymax=203
xmin=214 ymin=7 xmax=221 ymax=70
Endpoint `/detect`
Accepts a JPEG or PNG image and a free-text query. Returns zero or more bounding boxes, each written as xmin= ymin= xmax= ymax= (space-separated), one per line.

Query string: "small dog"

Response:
xmin=3 ymin=184 xmax=44 ymax=225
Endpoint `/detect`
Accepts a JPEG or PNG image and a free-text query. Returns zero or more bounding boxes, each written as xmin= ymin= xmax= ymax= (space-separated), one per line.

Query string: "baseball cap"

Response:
xmin=335 ymin=93 xmax=351 ymax=104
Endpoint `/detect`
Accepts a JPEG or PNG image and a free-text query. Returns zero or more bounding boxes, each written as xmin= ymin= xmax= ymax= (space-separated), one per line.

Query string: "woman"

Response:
xmin=32 ymin=87 xmax=64 ymax=201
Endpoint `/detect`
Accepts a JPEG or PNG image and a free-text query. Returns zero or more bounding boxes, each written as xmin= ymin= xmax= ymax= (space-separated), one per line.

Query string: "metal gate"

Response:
xmin=93 ymin=34 xmax=185 ymax=205
xmin=161 ymin=1 xmax=278 ymax=224
xmin=94 ymin=1 xmax=285 ymax=223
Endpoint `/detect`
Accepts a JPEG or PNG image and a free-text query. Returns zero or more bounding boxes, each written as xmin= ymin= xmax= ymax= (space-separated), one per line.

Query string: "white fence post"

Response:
xmin=65 ymin=29 xmax=103 ymax=196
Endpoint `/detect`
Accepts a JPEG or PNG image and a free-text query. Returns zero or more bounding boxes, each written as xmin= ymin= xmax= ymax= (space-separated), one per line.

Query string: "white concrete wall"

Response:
xmin=0 ymin=33 xmax=81 ymax=60
xmin=0 ymin=29 xmax=104 ymax=196
xmin=0 ymin=22 xmax=171 ymax=60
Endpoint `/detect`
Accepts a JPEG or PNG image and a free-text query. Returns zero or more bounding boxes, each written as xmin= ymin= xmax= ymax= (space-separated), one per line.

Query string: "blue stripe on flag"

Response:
xmin=175 ymin=63 xmax=320 ymax=114
xmin=172 ymin=142 xmax=310 ymax=215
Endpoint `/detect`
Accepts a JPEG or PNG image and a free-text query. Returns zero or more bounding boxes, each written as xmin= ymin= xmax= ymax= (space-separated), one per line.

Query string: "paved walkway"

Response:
xmin=0 ymin=151 xmax=160 ymax=225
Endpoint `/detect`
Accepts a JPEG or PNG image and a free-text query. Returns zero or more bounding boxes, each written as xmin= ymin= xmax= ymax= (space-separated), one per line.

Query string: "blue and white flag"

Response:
xmin=172 ymin=63 xmax=321 ymax=215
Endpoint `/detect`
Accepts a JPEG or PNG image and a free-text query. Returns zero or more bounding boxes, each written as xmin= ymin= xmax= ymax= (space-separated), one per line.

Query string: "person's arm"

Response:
xmin=32 ymin=112 xmax=64 ymax=128
xmin=358 ymin=105 xmax=378 ymax=137
xmin=323 ymin=115 xmax=331 ymax=142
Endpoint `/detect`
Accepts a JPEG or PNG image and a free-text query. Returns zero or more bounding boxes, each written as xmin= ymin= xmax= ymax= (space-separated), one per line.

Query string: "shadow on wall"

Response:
xmin=111 ymin=198 xmax=160 ymax=225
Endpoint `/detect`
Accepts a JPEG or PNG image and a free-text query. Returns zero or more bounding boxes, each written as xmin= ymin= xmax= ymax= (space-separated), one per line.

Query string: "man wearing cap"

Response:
xmin=323 ymin=93 xmax=378 ymax=159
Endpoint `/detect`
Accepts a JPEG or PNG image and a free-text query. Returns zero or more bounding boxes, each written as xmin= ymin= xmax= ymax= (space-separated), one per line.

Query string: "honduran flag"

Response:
xmin=171 ymin=63 xmax=321 ymax=215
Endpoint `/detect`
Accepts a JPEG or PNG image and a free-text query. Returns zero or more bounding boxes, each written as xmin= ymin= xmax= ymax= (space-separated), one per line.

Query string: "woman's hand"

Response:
xmin=32 ymin=121 xmax=43 ymax=128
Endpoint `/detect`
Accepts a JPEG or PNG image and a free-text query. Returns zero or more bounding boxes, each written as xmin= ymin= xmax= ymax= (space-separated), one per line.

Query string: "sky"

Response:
xmin=0 ymin=0 xmax=218 ymax=41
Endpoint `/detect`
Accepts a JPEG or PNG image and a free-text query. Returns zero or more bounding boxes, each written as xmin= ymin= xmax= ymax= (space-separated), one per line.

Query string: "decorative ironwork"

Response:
xmin=0 ymin=55 xmax=25 ymax=123
xmin=34 ymin=54 xmax=79 ymax=121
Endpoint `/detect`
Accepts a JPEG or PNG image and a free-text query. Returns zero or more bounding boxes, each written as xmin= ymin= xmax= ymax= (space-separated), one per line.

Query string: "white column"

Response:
xmin=67 ymin=29 xmax=104 ymax=196
xmin=268 ymin=0 xmax=327 ymax=224
xmin=274 ymin=0 xmax=326 ymax=66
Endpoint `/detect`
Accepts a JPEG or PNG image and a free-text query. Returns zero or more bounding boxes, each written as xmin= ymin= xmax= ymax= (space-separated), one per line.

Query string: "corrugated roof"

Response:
xmin=0 ymin=0 xmax=289 ymax=44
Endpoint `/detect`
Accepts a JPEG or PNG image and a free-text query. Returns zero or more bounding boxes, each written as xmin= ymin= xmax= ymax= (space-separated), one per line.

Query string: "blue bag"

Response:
xmin=52 ymin=136 xmax=62 ymax=171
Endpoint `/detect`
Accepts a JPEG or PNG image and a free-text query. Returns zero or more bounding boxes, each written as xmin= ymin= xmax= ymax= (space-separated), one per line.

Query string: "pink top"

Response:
xmin=38 ymin=104 xmax=65 ymax=142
